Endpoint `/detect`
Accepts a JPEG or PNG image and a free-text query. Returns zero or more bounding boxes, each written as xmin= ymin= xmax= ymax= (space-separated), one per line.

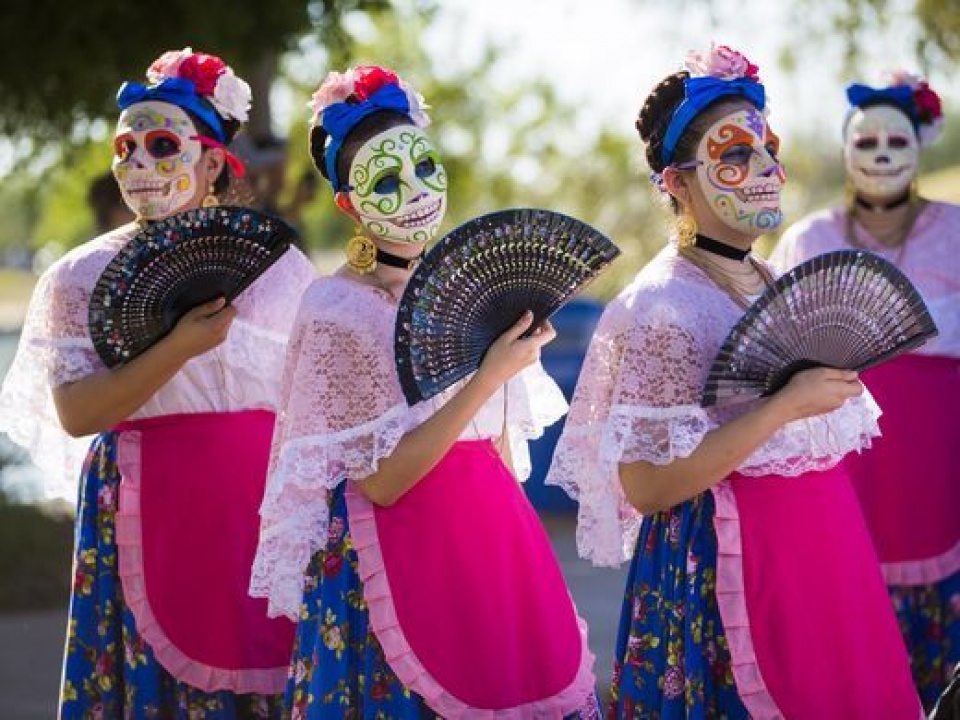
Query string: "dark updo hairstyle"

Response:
xmin=635 ymin=70 xmax=753 ymax=213
xmin=185 ymin=104 xmax=242 ymax=195
xmin=309 ymin=110 xmax=413 ymax=190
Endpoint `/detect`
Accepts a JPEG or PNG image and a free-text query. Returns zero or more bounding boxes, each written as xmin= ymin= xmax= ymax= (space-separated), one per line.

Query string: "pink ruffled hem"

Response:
xmin=882 ymin=540 xmax=960 ymax=586
xmin=115 ymin=431 xmax=287 ymax=695
xmin=711 ymin=483 xmax=785 ymax=720
xmin=344 ymin=484 xmax=599 ymax=719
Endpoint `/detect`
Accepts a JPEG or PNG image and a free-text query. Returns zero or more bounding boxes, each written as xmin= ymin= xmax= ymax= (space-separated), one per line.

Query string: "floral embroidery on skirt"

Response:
xmin=61 ymin=432 xmax=282 ymax=719
xmin=889 ymin=571 xmax=960 ymax=710
xmin=609 ymin=492 xmax=747 ymax=719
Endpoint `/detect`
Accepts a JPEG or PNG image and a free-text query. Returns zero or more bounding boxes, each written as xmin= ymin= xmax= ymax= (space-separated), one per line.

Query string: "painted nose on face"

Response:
xmin=875 ymin=154 xmax=891 ymax=164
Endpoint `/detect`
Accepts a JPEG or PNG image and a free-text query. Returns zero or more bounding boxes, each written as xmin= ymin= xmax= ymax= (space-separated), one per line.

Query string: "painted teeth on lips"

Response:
xmin=393 ymin=199 xmax=442 ymax=228
xmin=734 ymin=183 xmax=780 ymax=203
xmin=860 ymin=166 xmax=909 ymax=177
xmin=126 ymin=180 xmax=172 ymax=195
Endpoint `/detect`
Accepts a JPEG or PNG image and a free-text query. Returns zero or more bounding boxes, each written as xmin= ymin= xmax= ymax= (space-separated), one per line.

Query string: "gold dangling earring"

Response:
xmin=844 ymin=178 xmax=857 ymax=213
xmin=909 ymin=177 xmax=919 ymax=205
xmin=345 ymin=225 xmax=377 ymax=274
xmin=201 ymin=183 xmax=219 ymax=208
xmin=676 ymin=206 xmax=698 ymax=248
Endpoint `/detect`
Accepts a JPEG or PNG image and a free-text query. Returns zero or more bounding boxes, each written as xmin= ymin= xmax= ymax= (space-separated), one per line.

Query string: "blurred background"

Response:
xmin=1 ymin=0 xmax=959 ymax=715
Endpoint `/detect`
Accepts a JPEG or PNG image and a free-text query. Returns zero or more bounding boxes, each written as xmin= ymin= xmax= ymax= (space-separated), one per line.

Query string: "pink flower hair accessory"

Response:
xmin=308 ymin=65 xmax=430 ymax=128
xmin=146 ymin=47 xmax=251 ymax=123
xmin=884 ymin=69 xmax=944 ymax=147
xmin=685 ymin=42 xmax=761 ymax=82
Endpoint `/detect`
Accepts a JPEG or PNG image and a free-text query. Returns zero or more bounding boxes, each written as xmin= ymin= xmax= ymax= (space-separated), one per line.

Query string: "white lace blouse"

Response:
xmin=250 ymin=274 xmax=569 ymax=619
xmin=547 ymin=244 xmax=881 ymax=568
xmin=0 ymin=222 xmax=317 ymax=500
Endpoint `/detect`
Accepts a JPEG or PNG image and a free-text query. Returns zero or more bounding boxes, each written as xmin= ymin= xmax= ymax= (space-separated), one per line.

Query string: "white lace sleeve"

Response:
xmin=0 ymin=261 xmax=103 ymax=499
xmin=505 ymin=362 xmax=568 ymax=482
xmin=251 ymin=281 xmax=432 ymax=618
xmin=547 ymin=292 xmax=714 ymax=567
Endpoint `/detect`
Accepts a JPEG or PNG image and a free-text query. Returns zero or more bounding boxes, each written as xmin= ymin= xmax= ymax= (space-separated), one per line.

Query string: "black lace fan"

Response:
xmin=89 ymin=206 xmax=296 ymax=367
xmin=701 ymin=249 xmax=938 ymax=406
xmin=395 ymin=208 xmax=620 ymax=404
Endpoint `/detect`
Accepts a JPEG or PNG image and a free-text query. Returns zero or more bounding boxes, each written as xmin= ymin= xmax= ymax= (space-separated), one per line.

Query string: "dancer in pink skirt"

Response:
xmin=249 ymin=65 xmax=598 ymax=718
xmin=0 ymin=49 xmax=316 ymax=718
xmin=549 ymin=44 xmax=922 ymax=718
xmin=772 ymin=70 xmax=960 ymax=709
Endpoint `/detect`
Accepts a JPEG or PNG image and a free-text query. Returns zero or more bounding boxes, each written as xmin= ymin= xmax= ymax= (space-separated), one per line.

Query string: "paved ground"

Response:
xmin=0 ymin=513 xmax=627 ymax=718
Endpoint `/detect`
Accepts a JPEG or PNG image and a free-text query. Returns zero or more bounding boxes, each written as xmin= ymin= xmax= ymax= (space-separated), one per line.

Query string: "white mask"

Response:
xmin=346 ymin=125 xmax=447 ymax=244
xmin=693 ymin=108 xmax=786 ymax=236
xmin=112 ymin=101 xmax=203 ymax=220
xmin=844 ymin=105 xmax=919 ymax=200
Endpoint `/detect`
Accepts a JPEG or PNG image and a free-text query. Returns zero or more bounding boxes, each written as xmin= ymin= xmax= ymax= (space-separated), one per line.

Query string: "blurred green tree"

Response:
xmin=0 ymin=0 xmax=390 ymax=140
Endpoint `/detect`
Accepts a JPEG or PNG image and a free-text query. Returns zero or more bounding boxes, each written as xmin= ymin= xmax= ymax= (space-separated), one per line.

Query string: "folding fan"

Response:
xmin=89 ymin=206 xmax=296 ymax=367
xmin=394 ymin=208 xmax=620 ymax=405
xmin=701 ymin=249 xmax=938 ymax=406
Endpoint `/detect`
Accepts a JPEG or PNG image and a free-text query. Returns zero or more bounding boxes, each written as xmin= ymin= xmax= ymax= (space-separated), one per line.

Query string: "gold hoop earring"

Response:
xmin=346 ymin=226 xmax=377 ymax=274
xmin=676 ymin=207 xmax=698 ymax=248
xmin=201 ymin=184 xmax=219 ymax=208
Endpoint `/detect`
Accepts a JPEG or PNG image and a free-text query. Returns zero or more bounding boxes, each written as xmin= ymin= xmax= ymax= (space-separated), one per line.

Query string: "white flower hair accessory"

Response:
xmin=145 ymin=47 xmax=251 ymax=123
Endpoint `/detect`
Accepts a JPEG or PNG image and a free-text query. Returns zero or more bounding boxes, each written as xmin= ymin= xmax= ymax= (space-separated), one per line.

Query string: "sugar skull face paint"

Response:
xmin=347 ymin=125 xmax=447 ymax=244
xmin=693 ymin=108 xmax=785 ymax=235
xmin=844 ymin=105 xmax=918 ymax=200
xmin=112 ymin=101 xmax=203 ymax=220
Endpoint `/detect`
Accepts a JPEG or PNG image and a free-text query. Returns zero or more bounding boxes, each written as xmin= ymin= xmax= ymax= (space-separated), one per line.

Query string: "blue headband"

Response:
xmin=320 ymin=83 xmax=412 ymax=191
xmin=845 ymin=83 xmax=918 ymax=127
xmin=117 ymin=77 xmax=226 ymax=143
xmin=660 ymin=76 xmax=766 ymax=165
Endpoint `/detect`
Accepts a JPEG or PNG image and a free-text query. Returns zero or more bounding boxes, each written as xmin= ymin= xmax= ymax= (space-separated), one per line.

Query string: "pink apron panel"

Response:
xmin=846 ymin=354 xmax=960 ymax=583
xmin=115 ymin=410 xmax=295 ymax=694
xmin=345 ymin=440 xmax=597 ymax=718
xmin=712 ymin=466 xmax=922 ymax=719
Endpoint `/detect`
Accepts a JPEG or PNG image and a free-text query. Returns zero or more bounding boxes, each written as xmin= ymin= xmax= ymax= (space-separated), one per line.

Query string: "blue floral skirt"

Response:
xmin=890 ymin=570 xmax=960 ymax=710
xmin=287 ymin=484 xmax=599 ymax=718
xmin=60 ymin=432 xmax=282 ymax=719
xmin=609 ymin=492 xmax=748 ymax=719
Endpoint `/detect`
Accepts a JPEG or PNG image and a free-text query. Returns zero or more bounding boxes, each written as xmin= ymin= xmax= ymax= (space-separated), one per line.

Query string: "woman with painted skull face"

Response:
xmin=772 ymin=73 xmax=960 ymax=709
xmin=548 ymin=45 xmax=921 ymax=717
xmin=0 ymin=49 xmax=316 ymax=718
xmin=249 ymin=66 xmax=599 ymax=718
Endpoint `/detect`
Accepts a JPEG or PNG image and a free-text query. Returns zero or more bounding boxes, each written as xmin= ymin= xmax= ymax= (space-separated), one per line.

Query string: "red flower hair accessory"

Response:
xmin=146 ymin=47 xmax=251 ymax=123
xmin=885 ymin=69 xmax=944 ymax=147
xmin=308 ymin=65 xmax=430 ymax=128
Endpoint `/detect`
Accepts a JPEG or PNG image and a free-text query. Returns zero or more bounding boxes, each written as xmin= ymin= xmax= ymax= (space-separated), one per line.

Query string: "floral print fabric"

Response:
xmin=608 ymin=492 xmax=747 ymax=719
xmin=61 ymin=432 xmax=282 ymax=719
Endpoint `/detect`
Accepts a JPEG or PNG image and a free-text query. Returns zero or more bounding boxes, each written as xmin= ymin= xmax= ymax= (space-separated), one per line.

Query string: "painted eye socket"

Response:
xmin=888 ymin=135 xmax=911 ymax=150
xmin=113 ymin=134 xmax=136 ymax=162
xmin=373 ymin=173 xmax=401 ymax=195
xmin=415 ymin=157 xmax=437 ymax=178
xmin=145 ymin=130 xmax=182 ymax=158
xmin=719 ymin=145 xmax=753 ymax=165
xmin=855 ymin=137 xmax=879 ymax=151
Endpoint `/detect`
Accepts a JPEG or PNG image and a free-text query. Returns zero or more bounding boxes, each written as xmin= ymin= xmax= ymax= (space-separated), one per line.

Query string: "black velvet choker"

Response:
xmin=376 ymin=247 xmax=423 ymax=270
xmin=693 ymin=234 xmax=751 ymax=261
xmin=854 ymin=193 xmax=910 ymax=212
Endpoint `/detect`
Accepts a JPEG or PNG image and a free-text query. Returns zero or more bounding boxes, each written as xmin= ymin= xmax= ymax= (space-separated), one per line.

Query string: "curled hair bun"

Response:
xmin=636 ymin=71 xmax=689 ymax=172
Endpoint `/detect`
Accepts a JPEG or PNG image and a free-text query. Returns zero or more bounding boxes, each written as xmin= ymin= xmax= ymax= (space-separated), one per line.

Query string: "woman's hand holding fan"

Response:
xmin=395 ymin=208 xmax=620 ymax=405
xmin=702 ymin=250 xmax=938 ymax=406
